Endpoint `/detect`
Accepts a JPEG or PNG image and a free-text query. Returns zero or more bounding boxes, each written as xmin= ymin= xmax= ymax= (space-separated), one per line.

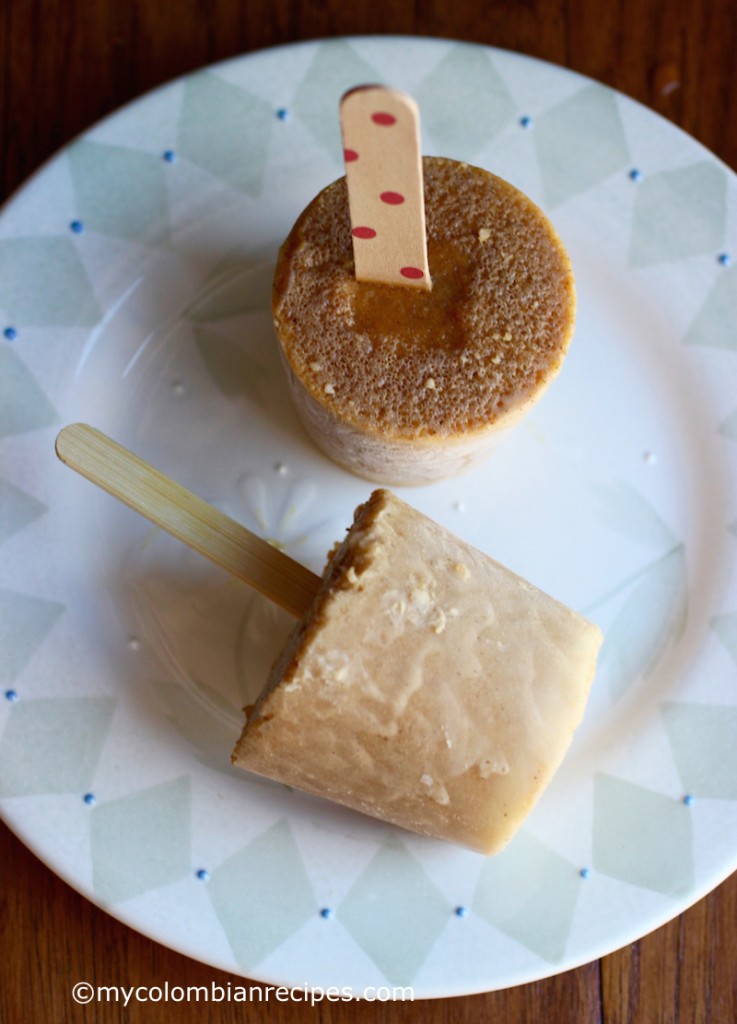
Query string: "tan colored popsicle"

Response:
xmin=271 ymin=156 xmax=576 ymax=485
xmin=233 ymin=489 xmax=602 ymax=855
xmin=340 ymin=85 xmax=431 ymax=290
xmin=55 ymin=424 xmax=602 ymax=855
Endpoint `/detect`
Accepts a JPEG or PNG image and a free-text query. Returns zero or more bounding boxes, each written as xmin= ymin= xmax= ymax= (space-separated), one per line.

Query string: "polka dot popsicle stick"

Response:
xmin=340 ymin=86 xmax=431 ymax=291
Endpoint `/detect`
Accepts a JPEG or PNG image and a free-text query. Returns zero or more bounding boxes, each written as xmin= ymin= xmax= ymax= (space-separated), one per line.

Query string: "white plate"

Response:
xmin=1 ymin=37 xmax=736 ymax=997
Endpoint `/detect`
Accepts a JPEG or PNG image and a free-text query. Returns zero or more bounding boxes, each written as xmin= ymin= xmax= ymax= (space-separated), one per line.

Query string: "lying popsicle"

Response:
xmin=56 ymin=425 xmax=602 ymax=856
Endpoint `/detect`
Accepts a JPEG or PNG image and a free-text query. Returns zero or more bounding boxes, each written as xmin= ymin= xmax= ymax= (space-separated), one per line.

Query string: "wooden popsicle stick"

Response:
xmin=340 ymin=85 xmax=431 ymax=291
xmin=55 ymin=424 xmax=321 ymax=619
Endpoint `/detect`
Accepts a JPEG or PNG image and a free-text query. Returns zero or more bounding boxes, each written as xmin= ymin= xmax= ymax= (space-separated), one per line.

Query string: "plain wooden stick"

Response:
xmin=55 ymin=424 xmax=321 ymax=619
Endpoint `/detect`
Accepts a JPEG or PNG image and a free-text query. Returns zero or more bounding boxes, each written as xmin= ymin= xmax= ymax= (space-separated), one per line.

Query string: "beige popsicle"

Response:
xmin=273 ymin=88 xmax=576 ymax=485
xmin=56 ymin=424 xmax=602 ymax=856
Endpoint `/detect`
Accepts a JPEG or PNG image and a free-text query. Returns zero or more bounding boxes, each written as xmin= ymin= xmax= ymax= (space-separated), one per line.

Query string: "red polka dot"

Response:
xmin=372 ymin=112 xmax=396 ymax=126
xmin=352 ymin=227 xmax=377 ymax=239
xmin=343 ymin=148 xmax=359 ymax=162
xmin=400 ymin=266 xmax=425 ymax=279
xmin=380 ymin=191 xmax=405 ymax=205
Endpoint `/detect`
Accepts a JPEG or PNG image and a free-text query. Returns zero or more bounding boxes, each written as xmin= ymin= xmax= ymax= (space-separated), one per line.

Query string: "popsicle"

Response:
xmin=56 ymin=425 xmax=602 ymax=856
xmin=233 ymin=488 xmax=601 ymax=855
xmin=272 ymin=91 xmax=576 ymax=485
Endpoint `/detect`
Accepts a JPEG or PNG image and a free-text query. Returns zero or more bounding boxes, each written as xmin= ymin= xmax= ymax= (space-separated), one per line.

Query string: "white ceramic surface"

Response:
xmin=0 ymin=37 xmax=736 ymax=996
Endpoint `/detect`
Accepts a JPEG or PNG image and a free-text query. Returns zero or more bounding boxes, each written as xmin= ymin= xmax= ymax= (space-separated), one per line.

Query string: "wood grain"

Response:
xmin=1 ymin=2 xmax=735 ymax=1021
xmin=3 ymin=820 xmax=736 ymax=1022
xmin=2 ymin=0 xmax=736 ymax=201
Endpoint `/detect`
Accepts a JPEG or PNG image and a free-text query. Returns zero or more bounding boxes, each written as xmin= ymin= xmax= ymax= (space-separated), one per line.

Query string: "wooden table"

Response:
xmin=2 ymin=2 xmax=735 ymax=1020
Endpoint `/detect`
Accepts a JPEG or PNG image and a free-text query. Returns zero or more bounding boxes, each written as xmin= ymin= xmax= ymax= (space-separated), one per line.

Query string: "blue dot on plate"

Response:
xmin=83 ymin=792 xmax=96 ymax=806
xmin=276 ymin=108 xmax=290 ymax=121
xmin=5 ymin=689 xmax=19 ymax=702
xmin=683 ymin=794 xmax=695 ymax=807
xmin=629 ymin=168 xmax=643 ymax=183
xmin=717 ymin=252 xmax=732 ymax=267
xmin=163 ymin=149 xmax=177 ymax=163
xmin=519 ymin=115 xmax=533 ymax=129
xmin=580 ymin=867 xmax=592 ymax=879
xmin=320 ymin=907 xmax=334 ymax=920
xmin=4 ymin=326 xmax=18 ymax=341
xmin=454 ymin=905 xmax=469 ymax=918
xmin=196 ymin=868 xmax=210 ymax=881
xmin=69 ymin=220 xmax=84 ymax=234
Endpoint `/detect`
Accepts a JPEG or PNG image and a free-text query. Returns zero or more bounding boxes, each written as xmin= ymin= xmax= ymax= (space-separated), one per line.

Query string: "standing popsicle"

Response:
xmin=56 ymin=424 xmax=602 ymax=856
xmin=271 ymin=88 xmax=576 ymax=484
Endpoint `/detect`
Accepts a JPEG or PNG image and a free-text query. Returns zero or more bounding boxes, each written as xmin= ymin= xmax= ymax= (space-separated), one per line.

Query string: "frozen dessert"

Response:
xmin=233 ymin=489 xmax=601 ymax=855
xmin=54 ymin=425 xmax=600 ymax=857
xmin=272 ymin=157 xmax=576 ymax=484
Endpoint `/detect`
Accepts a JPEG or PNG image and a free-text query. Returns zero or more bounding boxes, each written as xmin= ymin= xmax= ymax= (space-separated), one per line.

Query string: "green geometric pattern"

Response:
xmin=684 ymin=265 xmax=737 ymax=352
xmin=0 ymin=697 xmax=115 ymax=796
xmin=534 ymin=84 xmax=629 ymax=207
xmin=473 ymin=831 xmax=582 ymax=964
xmin=207 ymin=818 xmax=316 ymax=969
xmin=91 ymin=776 xmax=192 ymax=904
xmin=291 ymin=40 xmax=380 ymax=158
xmin=590 ymin=479 xmax=678 ymax=548
xmin=599 ymin=544 xmax=687 ymax=702
xmin=711 ymin=612 xmax=737 ymax=664
xmin=0 ymin=588 xmax=64 ymax=684
xmin=588 ymin=482 xmax=687 ymax=702
xmin=417 ymin=44 xmax=515 ymax=159
xmin=628 ymin=162 xmax=727 ymax=267
xmin=178 ymin=73 xmax=274 ymax=195
xmin=68 ymin=140 xmax=171 ymax=246
xmin=193 ymin=325 xmax=270 ymax=401
xmin=662 ymin=702 xmax=737 ymax=799
xmin=0 ymin=346 xmax=60 ymax=439
xmin=337 ymin=842 xmax=450 ymax=984
xmin=0 ymin=236 xmax=100 ymax=327
xmin=0 ymin=476 xmax=47 ymax=544
xmin=592 ymin=773 xmax=694 ymax=896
